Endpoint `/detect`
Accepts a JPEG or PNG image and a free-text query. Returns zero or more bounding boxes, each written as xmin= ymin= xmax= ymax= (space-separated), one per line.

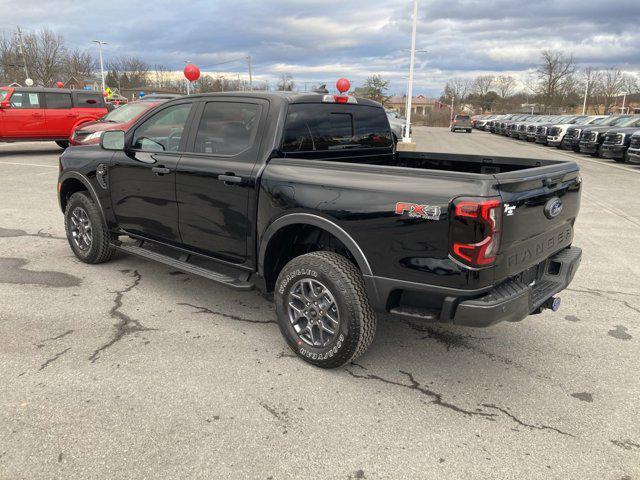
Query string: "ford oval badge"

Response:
xmin=544 ymin=197 xmax=563 ymax=219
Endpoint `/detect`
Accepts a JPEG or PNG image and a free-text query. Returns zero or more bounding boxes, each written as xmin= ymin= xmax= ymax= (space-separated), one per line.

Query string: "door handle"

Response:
xmin=152 ymin=166 xmax=171 ymax=176
xmin=218 ymin=174 xmax=242 ymax=184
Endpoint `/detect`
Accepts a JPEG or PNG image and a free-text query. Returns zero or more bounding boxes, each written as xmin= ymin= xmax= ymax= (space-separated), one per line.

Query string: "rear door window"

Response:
xmin=192 ymin=102 xmax=261 ymax=156
xmin=9 ymin=91 xmax=41 ymax=109
xmin=44 ymin=93 xmax=72 ymax=109
xmin=282 ymin=103 xmax=392 ymax=152
xmin=75 ymin=92 xmax=104 ymax=108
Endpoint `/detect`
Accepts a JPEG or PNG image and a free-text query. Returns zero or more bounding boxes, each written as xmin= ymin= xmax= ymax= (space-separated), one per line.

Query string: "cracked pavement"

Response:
xmin=0 ymin=134 xmax=639 ymax=479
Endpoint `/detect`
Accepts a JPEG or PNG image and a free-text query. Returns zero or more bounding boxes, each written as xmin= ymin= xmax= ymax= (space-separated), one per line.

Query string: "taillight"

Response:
xmin=450 ymin=198 xmax=502 ymax=268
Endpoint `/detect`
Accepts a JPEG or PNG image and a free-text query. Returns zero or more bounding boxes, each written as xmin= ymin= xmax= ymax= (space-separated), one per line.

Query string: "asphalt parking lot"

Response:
xmin=1 ymin=128 xmax=639 ymax=480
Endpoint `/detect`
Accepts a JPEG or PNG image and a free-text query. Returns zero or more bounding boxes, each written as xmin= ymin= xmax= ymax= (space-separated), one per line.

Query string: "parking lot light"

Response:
xmin=92 ymin=40 xmax=108 ymax=95
xmin=403 ymin=0 xmax=419 ymax=144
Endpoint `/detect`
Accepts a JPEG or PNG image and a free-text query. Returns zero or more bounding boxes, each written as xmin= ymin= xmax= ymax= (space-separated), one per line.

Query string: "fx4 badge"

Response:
xmin=504 ymin=204 xmax=516 ymax=216
xmin=395 ymin=202 xmax=441 ymax=221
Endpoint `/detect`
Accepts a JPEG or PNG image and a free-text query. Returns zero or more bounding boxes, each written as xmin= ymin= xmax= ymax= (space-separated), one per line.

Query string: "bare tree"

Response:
xmin=535 ymin=50 xmax=575 ymax=111
xmin=578 ymin=67 xmax=603 ymax=114
xmin=22 ymin=29 xmax=67 ymax=86
xmin=473 ymin=75 xmax=494 ymax=97
xmin=440 ymin=77 xmax=473 ymax=108
xmin=598 ymin=68 xmax=624 ymax=113
xmin=152 ymin=64 xmax=169 ymax=89
xmin=277 ymin=73 xmax=295 ymax=91
xmin=64 ymin=48 xmax=95 ymax=81
xmin=0 ymin=32 xmax=23 ymax=84
xmin=494 ymin=75 xmax=516 ymax=99
xmin=106 ymin=56 xmax=150 ymax=90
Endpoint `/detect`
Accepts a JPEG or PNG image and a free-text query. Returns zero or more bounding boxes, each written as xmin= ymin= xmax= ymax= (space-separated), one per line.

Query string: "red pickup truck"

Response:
xmin=0 ymin=86 xmax=107 ymax=148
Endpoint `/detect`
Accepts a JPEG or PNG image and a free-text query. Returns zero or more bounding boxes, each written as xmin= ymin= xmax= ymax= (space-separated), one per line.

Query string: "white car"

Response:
xmin=546 ymin=115 xmax=608 ymax=147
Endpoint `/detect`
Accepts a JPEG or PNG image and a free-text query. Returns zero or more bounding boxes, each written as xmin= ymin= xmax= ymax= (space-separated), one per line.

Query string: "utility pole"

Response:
xmin=246 ymin=55 xmax=253 ymax=91
xmin=16 ymin=26 xmax=29 ymax=82
xmin=402 ymin=0 xmax=419 ymax=143
xmin=92 ymin=40 xmax=107 ymax=94
xmin=621 ymin=92 xmax=627 ymax=114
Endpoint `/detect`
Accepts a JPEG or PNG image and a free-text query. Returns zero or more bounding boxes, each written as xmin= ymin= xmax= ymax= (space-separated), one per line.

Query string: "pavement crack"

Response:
xmin=0 ymin=226 xmax=65 ymax=241
xmin=345 ymin=368 xmax=496 ymax=418
xmin=178 ymin=302 xmax=276 ymax=324
xmin=40 ymin=329 xmax=74 ymax=343
xmin=567 ymin=287 xmax=640 ymax=316
xmin=89 ymin=270 xmax=156 ymax=363
xmin=611 ymin=439 xmax=640 ymax=451
xmin=39 ymin=347 xmax=71 ymax=371
xmin=481 ymin=403 xmax=574 ymax=437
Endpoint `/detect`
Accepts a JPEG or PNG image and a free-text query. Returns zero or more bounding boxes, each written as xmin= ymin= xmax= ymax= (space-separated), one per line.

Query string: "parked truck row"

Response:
xmin=472 ymin=113 xmax=640 ymax=164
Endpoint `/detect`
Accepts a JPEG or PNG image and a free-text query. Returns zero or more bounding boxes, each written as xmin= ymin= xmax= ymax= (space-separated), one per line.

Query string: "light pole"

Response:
xmin=621 ymin=92 xmax=627 ymax=114
xmin=184 ymin=60 xmax=191 ymax=95
xmin=246 ymin=55 xmax=253 ymax=91
xmin=582 ymin=81 xmax=589 ymax=115
xmin=402 ymin=0 xmax=419 ymax=143
xmin=92 ymin=40 xmax=107 ymax=94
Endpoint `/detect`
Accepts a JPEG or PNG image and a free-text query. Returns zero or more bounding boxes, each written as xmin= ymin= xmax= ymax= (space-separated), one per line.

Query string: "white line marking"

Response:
xmin=0 ymin=161 xmax=57 ymax=168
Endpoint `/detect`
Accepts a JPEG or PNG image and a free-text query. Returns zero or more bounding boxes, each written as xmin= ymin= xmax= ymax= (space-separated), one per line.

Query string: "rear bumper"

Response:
xmin=365 ymin=246 xmax=582 ymax=328
xmin=452 ymin=247 xmax=581 ymax=327
xmin=600 ymin=144 xmax=626 ymax=159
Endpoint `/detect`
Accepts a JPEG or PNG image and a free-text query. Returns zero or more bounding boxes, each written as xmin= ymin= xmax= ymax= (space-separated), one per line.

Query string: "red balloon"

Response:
xmin=336 ymin=78 xmax=350 ymax=94
xmin=56 ymin=81 xmax=64 ymax=88
xmin=184 ymin=64 xmax=201 ymax=82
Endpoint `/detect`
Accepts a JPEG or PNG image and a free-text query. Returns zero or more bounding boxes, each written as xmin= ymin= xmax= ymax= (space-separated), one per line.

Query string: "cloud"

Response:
xmin=0 ymin=0 xmax=638 ymax=96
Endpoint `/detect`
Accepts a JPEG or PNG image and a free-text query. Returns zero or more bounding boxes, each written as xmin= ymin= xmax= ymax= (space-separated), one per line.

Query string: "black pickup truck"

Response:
xmin=58 ymin=91 xmax=582 ymax=368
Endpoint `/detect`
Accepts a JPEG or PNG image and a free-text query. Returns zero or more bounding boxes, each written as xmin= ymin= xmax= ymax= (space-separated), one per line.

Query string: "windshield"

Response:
xmin=609 ymin=115 xmax=634 ymax=126
xmin=618 ymin=116 xmax=640 ymax=127
xmin=103 ymin=102 xmax=154 ymax=123
xmin=570 ymin=116 xmax=588 ymax=124
xmin=591 ymin=117 xmax=610 ymax=125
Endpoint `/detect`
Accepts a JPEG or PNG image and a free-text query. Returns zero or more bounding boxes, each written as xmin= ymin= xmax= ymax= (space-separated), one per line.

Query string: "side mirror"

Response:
xmin=100 ymin=130 xmax=125 ymax=151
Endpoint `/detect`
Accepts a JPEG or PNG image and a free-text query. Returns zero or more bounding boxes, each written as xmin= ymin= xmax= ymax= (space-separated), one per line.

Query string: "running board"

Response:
xmin=114 ymin=244 xmax=254 ymax=291
xmin=389 ymin=306 xmax=439 ymax=321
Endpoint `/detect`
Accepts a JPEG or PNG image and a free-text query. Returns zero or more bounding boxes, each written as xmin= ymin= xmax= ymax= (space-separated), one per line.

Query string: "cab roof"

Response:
xmin=180 ymin=91 xmax=383 ymax=108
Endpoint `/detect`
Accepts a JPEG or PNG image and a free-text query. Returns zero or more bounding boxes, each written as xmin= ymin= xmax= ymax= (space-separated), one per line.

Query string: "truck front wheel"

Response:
xmin=275 ymin=251 xmax=377 ymax=368
xmin=64 ymin=191 xmax=116 ymax=264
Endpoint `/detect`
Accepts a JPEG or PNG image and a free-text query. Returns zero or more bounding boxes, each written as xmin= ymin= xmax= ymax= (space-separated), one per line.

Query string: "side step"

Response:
xmin=114 ymin=244 xmax=254 ymax=291
xmin=389 ymin=306 xmax=439 ymax=321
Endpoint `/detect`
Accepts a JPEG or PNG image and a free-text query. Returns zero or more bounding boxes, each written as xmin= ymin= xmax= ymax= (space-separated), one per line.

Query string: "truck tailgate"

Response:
xmin=492 ymin=163 xmax=581 ymax=282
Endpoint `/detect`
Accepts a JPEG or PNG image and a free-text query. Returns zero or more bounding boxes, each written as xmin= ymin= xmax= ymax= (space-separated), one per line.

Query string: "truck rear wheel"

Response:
xmin=64 ymin=191 xmax=116 ymax=264
xmin=275 ymin=251 xmax=377 ymax=368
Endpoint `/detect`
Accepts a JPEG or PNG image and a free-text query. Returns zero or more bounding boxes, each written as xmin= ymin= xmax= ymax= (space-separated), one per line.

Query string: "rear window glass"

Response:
xmin=45 ymin=93 xmax=72 ymax=109
xmin=192 ymin=102 xmax=261 ymax=156
xmin=75 ymin=93 xmax=104 ymax=108
xmin=9 ymin=91 xmax=40 ymax=109
xmin=455 ymin=115 xmax=470 ymax=120
xmin=282 ymin=104 xmax=392 ymax=152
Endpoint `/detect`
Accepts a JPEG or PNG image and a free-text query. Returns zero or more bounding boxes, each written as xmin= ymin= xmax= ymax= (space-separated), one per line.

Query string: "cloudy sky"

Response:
xmin=1 ymin=0 xmax=639 ymax=95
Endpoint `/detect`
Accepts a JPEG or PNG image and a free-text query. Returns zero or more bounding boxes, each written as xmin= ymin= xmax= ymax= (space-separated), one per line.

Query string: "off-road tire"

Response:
xmin=64 ymin=191 xmax=116 ymax=264
xmin=55 ymin=140 xmax=69 ymax=149
xmin=275 ymin=251 xmax=377 ymax=368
